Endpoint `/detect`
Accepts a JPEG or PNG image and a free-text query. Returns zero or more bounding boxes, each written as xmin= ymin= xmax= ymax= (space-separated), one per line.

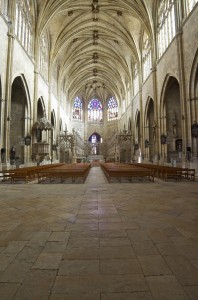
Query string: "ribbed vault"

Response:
xmin=35 ymin=0 xmax=155 ymax=105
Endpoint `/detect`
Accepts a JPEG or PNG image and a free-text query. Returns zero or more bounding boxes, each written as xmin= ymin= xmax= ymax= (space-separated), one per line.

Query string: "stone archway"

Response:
xmin=88 ymin=132 xmax=101 ymax=155
xmin=145 ymin=98 xmax=155 ymax=162
xmin=189 ymin=52 xmax=198 ymax=159
xmin=59 ymin=119 xmax=63 ymax=134
xmin=10 ymin=76 xmax=29 ymax=165
xmin=36 ymin=98 xmax=45 ymax=142
xmin=134 ymin=110 xmax=141 ymax=161
xmin=191 ymin=67 xmax=198 ymax=158
xmin=163 ymin=76 xmax=182 ymax=163
xmin=51 ymin=110 xmax=56 ymax=161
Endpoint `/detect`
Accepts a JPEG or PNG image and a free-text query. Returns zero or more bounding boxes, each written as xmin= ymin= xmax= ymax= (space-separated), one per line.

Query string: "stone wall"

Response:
xmin=0 ymin=17 xmax=8 ymax=95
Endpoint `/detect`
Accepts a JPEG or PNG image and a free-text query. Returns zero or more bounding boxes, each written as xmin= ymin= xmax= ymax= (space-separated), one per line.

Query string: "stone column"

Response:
xmin=151 ymin=65 xmax=159 ymax=161
xmin=175 ymin=2 xmax=187 ymax=162
xmin=4 ymin=28 xmax=15 ymax=166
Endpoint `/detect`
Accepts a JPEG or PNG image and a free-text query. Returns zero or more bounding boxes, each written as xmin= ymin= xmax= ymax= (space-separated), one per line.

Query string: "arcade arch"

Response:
xmin=10 ymin=76 xmax=31 ymax=165
xmin=161 ymin=76 xmax=182 ymax=162
xmin=144 ymin=98 xmax=155 ymax=162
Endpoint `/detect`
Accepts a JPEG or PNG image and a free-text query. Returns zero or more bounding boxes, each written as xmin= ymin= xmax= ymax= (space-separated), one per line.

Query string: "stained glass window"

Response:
xmin=107 ymin=97 xmax=118 ymax=121
xmin=88 ymin=99 xmax=103 ymax=122
xmin=72 ymin=97 xmax=83 ymax=121
xmin=91 ymin=134 xmax=97 ymax=143
xmin=157 ymin=0 xmax=176 ymax=58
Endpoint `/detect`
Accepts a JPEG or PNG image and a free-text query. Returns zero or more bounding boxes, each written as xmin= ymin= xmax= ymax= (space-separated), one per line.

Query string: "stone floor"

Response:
xmin=0 ymin=166 xmax=198 ymax=300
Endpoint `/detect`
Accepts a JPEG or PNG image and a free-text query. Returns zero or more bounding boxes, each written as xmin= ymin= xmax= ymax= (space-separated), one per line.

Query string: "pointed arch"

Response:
xmin=72 ymin=96 xmax=83 ymax=121
xmin=157 ymin=0 xmax=176 ymax=58
xmin=88 ymin=132 xmax=101 ymax=143
xmin=107 ymin=96 xmax=118 ymax=121
xmin=128 ymin=117 xmax=132 ymax=133
xmin=142 ymin=30 xmax=152 ymax=81
xmin=189 ymin=48 xmax=198 ymax=100
xmin=11 ymin=74 xmax=32 ymax=120
xmin=135 ymin=109 xmax=141 ymax=144
xmin=51 ymin=110 xmax=56 ymax=157
xmin=144 ymin=96 xmax=155 ymax=160
xmin=160 ymin=73 xmax=180 ymax=123
xmin=51 ymin=109 xmax=56 ymax=129
xmin=10 ymin=75 xmax=32 ymax=164
xmin=59 ymin=118 xmax=63 ymax=133
xmin=39 ymin=29 xmax=50 ymax=81
xmin=15 ymin=0 xmax=35 ymax=56
xmin=160 ymin=75 xmax=182 ymax=161
xmin=37 ymin=97 xmax=46 ymax=119
xmin=88 ymin=98 xmax=103 ymax=122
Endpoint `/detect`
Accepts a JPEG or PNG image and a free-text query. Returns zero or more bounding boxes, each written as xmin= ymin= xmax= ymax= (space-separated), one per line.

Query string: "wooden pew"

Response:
xmin=37 ymin=163 xmax=91 ymax=184
xmin=100 ymin=163 xmax=155 ymax=183
xmin=0 ymin=164 xmax=64 ymax=183
xmin=128 ymin=163 xmax=195 ymax=182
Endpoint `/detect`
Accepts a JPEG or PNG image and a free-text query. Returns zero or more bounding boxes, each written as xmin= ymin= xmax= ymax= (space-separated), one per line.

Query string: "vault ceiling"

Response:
xmin=36 ymin=0 xmax=155 ymax=104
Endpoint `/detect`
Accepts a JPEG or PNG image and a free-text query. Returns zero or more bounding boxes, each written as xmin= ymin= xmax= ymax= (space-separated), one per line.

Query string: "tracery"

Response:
xmin=107 ymin=97 xmax=118 ymax=121
xmin=157 ymin=0 xmax=176 ymax=58
xmin=72 ymin=97 xmax=83 ymax=121
xmin=142 ymin=31 xmax=152 ymax=81
xmin=15 ymin=0 xmax=33 ymax=55
xmin=88 ymin=99 xmax=103 ymax=122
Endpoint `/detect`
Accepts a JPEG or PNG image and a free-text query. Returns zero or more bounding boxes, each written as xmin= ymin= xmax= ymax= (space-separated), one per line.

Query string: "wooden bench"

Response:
xmin=37 ymin=163 xmax=91 ymax=184
xmin=128 ymin=163 xmax=195 ymax=182
xmin=100 ymin=163 xmax=155 ymax=183
xmin=0 ymin=164 xmax=64 ymax=183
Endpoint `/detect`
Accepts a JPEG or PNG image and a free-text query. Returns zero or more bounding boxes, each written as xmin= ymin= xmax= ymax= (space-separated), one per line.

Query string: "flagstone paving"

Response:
xmin=0 ymin=166 xmax=198 ymax=299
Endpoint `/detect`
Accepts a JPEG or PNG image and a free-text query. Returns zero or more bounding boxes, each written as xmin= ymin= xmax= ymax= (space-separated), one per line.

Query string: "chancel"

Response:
xmin=0 ymin=1 xmax=198 ymax=299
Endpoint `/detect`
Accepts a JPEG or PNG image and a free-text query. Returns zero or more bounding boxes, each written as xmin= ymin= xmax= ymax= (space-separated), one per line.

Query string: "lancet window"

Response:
xmin=157 ymin=0 xmax=176 ymax=58
xmin=72 ymin=97 xmax=83 ymax=121
xmin=142 ymin=32 xmax=152 ymax=81
xmin=15 ymin=0 xmax=33 ymax=55
xmin=133 ymin=63 xmax=139 ymax=96
xmin=107 ymin=97 xmax=118 ymax=121
xmin=88 ymin=99 xmax=103 ymax=122
xmin=39 ymin=31 xmax=49 ymax=81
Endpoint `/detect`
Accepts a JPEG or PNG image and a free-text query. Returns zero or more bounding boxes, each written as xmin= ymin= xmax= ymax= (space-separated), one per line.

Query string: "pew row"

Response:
xmin=100 ymin=163 xmax=155 ymax=183
xmin=0 ymin=163 xmax=65 ymax=183
xmin=37 ymin=163 xmax=91 ymax=184
xmin=128 ymin=163 xmax=195 ymax=181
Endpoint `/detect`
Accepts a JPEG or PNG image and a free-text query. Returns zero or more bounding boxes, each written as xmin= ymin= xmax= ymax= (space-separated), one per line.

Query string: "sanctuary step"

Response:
xmin=88 ymin=155 xmax=103 ymax=162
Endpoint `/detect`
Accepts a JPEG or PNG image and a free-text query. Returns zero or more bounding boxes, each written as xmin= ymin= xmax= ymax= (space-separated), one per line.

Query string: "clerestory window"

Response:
xmin=15 ymin=0 xmax=33 ymax=56
xmin=142 ymin=32 xmax=152 ymax=81
xmin=133 ymin=63 xmax=139 ymax=96
xmin=107 ymin=97 xmax=118 ymax=121
xmin=72 ymin=97 xmax=83 ymax=121
xmin=39 ymin=31 xmax=49 ymax=81
xmin=157 ymin=0 xmax=176 ymax=58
